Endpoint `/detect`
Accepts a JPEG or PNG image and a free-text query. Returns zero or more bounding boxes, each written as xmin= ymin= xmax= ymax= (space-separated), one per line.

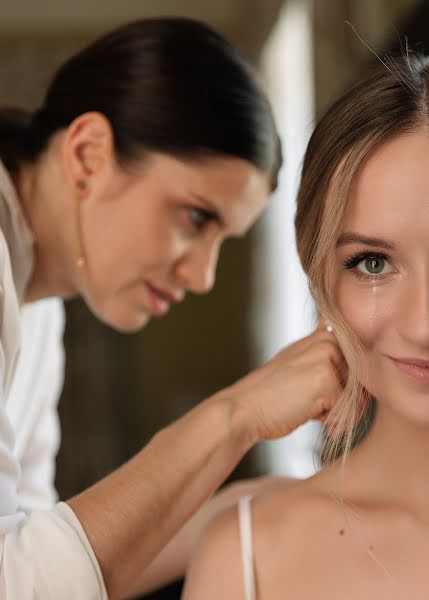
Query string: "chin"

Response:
xmin=92 ymin=302 xmax=151 ymax=333
xmin=84 ymin=286 xmax=154 ymax=332
xmin=376 ymin=388 xmax=429 ymax=428
xmin=112 ymin=312 xmax=151 ymax=333
xmin=112 ymin=317 xmax=151 ymax=334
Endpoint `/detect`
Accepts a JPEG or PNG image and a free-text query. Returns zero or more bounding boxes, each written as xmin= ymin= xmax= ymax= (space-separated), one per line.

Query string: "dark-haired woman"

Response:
xmin=0 ymin=17 xmax=342 ymax=599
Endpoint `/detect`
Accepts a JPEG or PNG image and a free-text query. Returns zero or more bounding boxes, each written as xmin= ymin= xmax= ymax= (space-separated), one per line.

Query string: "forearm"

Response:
xmin=68 ymin=390 xmax=254 ymax=600
xmin=67 ymin=323 xmax=340 ymax=599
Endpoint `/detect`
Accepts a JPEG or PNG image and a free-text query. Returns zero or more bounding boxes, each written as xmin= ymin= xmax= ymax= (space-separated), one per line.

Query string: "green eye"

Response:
xmin=363 ymin=256 xmax=385 ymax=274
xmin=343 ymin=251 xmax=393 ymax=279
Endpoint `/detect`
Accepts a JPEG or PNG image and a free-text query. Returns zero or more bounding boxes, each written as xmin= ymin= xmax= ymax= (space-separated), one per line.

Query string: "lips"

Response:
xmin=389 ymin=356 xmax=429 ymax=384
xmin=147 ymin=283 xmax=184 ymax=304
xmin=144 ymin=282 xmax=184 ymax=316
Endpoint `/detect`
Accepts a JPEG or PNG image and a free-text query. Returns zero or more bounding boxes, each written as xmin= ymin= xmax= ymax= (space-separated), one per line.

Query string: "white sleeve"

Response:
xmin=0 ymin=299 xmax=108 ymax=598
xmin=0 ymin=221 xmax=108 ymax=599
xmin=1 ymin=503 xmax=107 ymax=599
xmin=0 ymin=388 xmax=108 ymax=599
xmin=8 ymin=298 xmax=65 ymax=512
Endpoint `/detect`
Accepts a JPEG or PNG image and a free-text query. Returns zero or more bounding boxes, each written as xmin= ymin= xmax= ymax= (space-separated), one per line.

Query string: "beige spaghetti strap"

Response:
xmin=238 ymin=495 xmax=256 ymax=600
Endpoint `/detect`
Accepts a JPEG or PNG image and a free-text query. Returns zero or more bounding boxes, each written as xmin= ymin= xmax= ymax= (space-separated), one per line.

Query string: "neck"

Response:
xmin=12 ymin=147 xmax=79 ymax=301
xmin=338 ymin=402 xmax=429 ymax=521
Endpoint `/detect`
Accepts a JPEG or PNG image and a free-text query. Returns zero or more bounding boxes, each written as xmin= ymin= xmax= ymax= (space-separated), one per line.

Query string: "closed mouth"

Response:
xmin=146 ymin=283 xmax=183 ymax=304
xmin=389 ymin=356 xmax=429 ymax=369
xmin=388 ymin=356 xmax=429 ymax=384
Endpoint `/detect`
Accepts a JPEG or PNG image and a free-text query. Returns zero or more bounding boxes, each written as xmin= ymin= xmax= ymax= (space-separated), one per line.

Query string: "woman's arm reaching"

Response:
xmin=69 ymin=326 xmax=342 ymax=600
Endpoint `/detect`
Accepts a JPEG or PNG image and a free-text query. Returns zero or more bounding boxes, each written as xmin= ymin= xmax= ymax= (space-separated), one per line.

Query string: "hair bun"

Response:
xmin=0 ymin=106 xmax=32 ymax=129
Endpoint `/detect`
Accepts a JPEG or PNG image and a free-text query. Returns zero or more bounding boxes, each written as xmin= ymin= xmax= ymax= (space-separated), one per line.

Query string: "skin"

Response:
xmin=183 ymin=131 xmax=429 ymax=600
xmin=18 ymin=113 xmax=268 ymax=331
xmin=12 ymin=112 xmax=344 ymax=599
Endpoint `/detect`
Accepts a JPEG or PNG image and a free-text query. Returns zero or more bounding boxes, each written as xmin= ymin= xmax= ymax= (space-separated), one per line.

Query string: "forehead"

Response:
xmin=342 ymin=131 xmax=429 ymax=241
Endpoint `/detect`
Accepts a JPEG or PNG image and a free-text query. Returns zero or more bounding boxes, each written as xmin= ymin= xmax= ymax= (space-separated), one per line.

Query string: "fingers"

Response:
xmin=312 ymin=320 xmax=344 ymax=372
xmin=306 ymin=329 xmax=344 ymax=373
xmin=274 ymin=323 xmax=339 ymax=361
xmin=240 ymin=317 xmax=349 ymax=439
xmin=272 ymin=326 xmax=344 ymax=376
xmin=307 ymin=384 xmax=340 ymax=423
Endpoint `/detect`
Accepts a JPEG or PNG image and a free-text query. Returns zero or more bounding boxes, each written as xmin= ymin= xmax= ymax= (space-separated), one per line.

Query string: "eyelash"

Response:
xmin=187 ymin=207 xmax=216 ymax=231
xmin=343 ymin=251 xmax=392 ymax=280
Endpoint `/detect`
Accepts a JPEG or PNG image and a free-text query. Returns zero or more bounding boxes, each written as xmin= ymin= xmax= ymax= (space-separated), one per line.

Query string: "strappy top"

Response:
xmin=238 ymin=495 xmax=256 ymax=600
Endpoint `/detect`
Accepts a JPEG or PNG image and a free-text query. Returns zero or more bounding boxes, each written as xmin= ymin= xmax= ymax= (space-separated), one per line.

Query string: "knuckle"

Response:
xmin=314 ymin=362 xmax=337 ymax=389
xmin=315 ymin=396 xmax=329 ymax=414
xmin=314 ymin=363 xmax=329 ymax=385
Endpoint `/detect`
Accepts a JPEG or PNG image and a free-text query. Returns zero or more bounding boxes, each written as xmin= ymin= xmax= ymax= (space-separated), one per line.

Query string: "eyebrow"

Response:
xmin=336 ymin=232 xmax=396 ymax=250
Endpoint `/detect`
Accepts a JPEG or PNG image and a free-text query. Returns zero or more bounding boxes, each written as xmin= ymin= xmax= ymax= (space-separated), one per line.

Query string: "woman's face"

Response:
xmin=78 ymin=153 xmax=270 ymax=332
xmin=333 ymin=131 xmax=429 ymax=425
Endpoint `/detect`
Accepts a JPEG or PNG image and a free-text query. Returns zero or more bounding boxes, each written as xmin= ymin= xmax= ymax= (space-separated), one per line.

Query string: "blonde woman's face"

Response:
xmin=333 ymin=131 xmax=429 ymax=425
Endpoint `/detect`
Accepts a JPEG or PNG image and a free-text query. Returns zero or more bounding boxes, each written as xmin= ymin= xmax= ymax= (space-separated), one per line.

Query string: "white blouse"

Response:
xmin=0 ymin=162 xmax=107 ymax=598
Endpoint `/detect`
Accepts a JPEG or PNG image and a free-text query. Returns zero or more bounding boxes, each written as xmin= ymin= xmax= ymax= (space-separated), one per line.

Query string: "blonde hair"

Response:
xmin=295 ymin=55 xmax=429 ymax=463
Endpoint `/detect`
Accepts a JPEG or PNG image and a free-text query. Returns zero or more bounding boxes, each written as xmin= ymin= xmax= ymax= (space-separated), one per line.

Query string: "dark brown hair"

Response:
xmin=0 ymin=18 xmax=281 ymax=186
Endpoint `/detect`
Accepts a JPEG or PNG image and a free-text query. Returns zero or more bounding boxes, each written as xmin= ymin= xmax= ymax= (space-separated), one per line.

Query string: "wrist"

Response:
xmin=214 ymin=385 xmax=259 ymax=453
xmin=154 ymin=387 xmax=256 ymax=467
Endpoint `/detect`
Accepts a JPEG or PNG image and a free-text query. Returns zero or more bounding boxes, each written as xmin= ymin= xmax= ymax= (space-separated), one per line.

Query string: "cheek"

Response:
xmin=334 ymin=276 xmax=401 ymax=395
xmin=334 ymin=277 xmax=392 ymax=349
xmin=86 ymin=207 xmax=179 ymax=276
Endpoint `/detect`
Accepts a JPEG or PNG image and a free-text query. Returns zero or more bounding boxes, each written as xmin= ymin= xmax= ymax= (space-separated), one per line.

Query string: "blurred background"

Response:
xmin=0 ymin=0 xmax=426 ymax=597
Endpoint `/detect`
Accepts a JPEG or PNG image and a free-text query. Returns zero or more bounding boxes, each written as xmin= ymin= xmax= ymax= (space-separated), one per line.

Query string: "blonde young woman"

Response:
xmin=183 ymin=54 xmax=429 ymax=600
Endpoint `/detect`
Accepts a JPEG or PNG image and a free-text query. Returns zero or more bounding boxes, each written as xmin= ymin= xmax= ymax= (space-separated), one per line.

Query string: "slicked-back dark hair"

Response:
xmin=0 ymin=18 xmax=281 ymax=187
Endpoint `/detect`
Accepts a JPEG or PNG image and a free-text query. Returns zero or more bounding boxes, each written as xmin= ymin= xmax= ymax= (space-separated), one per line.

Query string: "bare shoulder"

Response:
xmin=182 ymin=475 xmax=301 ymax=599
xmin=250 ymin=470 xmax=343 ymax=591
xmin=252 ymin=471 xmax=335 ymax=531
xmin=182 ymin=492 xmax=246 ymax=599
xmin=183 ymin=471 xmax=363 ymax=599
xmin=222 ymin=474 xmax=296 ymax=499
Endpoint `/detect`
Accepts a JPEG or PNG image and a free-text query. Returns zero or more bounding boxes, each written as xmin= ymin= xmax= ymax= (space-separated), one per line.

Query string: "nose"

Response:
xmin=398 ymin=270 xmax=429 ymax=348
xmin=174 ymin=238 xmax=220 ymax=294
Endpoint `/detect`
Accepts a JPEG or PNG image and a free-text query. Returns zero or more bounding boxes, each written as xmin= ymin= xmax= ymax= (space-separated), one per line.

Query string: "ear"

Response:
xmin=61 ymin=112 xmax=115 ymax=192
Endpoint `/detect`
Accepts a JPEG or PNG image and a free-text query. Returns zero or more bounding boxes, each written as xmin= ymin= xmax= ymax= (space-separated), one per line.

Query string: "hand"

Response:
xmin=230 ymin=322 xmax=344 ymax=441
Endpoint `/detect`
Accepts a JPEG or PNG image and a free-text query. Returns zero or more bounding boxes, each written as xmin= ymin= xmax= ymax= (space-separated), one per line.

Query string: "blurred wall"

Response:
xmin=313 ymin=0 xmax=421 ymax=115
